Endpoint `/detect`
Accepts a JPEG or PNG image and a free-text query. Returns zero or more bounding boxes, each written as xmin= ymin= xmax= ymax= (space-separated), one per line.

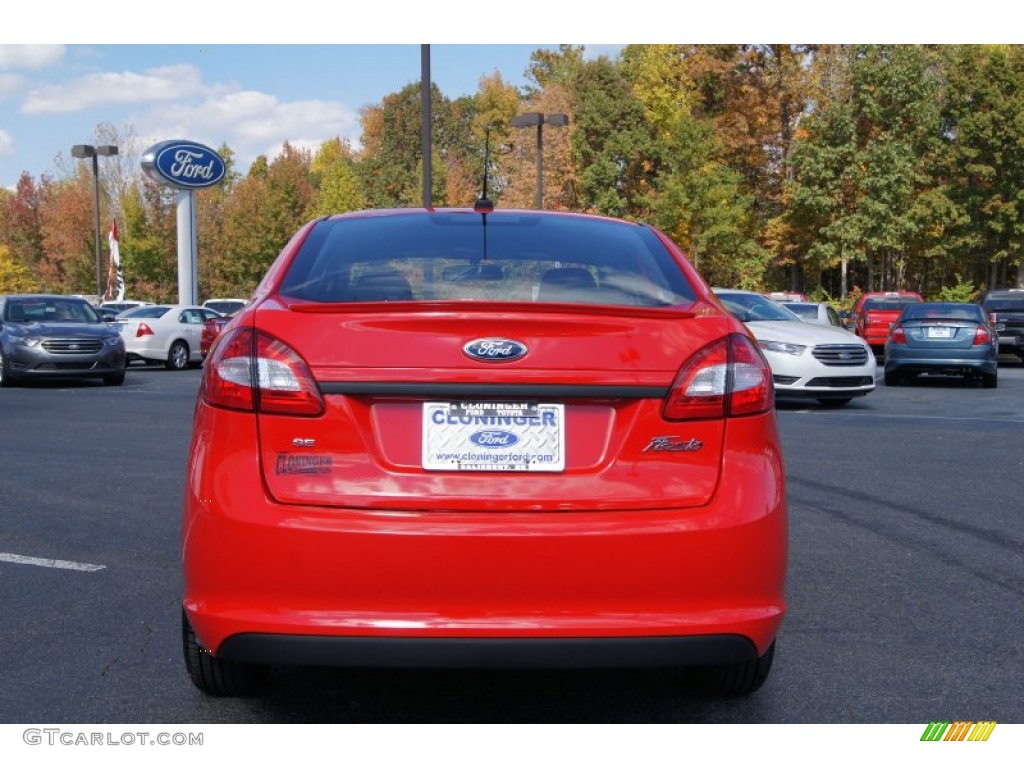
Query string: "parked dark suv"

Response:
xmin=0 ymin=294 xmax=127 ymax=386
xmin=978 ymin=289 xmax=1024 ymax=361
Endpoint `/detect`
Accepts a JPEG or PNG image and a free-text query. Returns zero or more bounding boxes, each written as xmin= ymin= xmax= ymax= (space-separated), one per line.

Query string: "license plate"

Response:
xmin=926 ymin=326 xmax=953 ymax=339
xmin=422 ymin=402 xmax=565 ymax=472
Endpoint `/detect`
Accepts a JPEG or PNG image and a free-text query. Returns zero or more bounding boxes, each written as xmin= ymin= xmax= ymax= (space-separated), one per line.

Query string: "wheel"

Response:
xmin=0 ymin=349 xmax=14 ymax=387
xmin=982 ymin=372 xmax=998 ymax=388
xmin=166 ymin=340 xmax=190 ymax=370
xmin=103 ymin=369 xmax=126 ymax=386
xmin=181 ymin=610 xmax=268 ymax=696
xmin=884 ymin=370 xmax=901 ymax=386
xmin=818 ymin=398 xmax=852 ymax=408
xmin=691 ymin=640 xmax=776 ymax=696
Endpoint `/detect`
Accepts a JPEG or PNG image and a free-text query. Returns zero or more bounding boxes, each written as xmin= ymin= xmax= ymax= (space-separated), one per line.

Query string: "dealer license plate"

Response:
xmin=926 ymin=326 xmax=953 ymax=339
xmin=422 ymin=402 xmax=565 ymax=472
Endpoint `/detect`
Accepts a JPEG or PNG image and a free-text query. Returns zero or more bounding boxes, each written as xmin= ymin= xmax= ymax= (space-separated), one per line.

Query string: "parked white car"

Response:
xmin=202 ymin=298 xmax=248 ymax=317
xmin=714 ymin=289 xmax=877 ymax=407
xmin=116 ymin=304 xmax=222 ymax=370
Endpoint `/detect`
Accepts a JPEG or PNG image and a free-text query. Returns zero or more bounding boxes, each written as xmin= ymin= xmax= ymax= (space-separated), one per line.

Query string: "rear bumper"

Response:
xmin=216 ymin=633 xmax=757 ymax=669
xmin=182 ymin=403 xmax=788 ymax=665
xmin=885 ymin=347 xmax=997 ymax=376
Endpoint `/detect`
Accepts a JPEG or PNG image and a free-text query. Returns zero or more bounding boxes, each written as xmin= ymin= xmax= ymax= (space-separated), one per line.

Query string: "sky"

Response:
xmin=0 ymin=2 xmax=1015 ymax=191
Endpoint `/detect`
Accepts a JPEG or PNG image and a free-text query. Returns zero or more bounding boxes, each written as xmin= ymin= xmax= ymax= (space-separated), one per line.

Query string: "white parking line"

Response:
xmin=0 ymin=552 xmax=106 ymax=572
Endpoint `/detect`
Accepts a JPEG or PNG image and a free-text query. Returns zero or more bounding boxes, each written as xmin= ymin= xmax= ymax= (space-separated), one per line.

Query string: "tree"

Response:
xmin=0 ymin=244 xmax=39 ymax=293
xmin=308 ymin=138 xmax=365 ymax=218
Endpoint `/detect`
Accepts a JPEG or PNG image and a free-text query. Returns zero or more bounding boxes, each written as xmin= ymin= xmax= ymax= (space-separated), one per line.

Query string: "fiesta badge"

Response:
xmin=141 ymin=140 xmax=227 ymax=190
xmin=463 ymin=338 xmax=528 ymax=362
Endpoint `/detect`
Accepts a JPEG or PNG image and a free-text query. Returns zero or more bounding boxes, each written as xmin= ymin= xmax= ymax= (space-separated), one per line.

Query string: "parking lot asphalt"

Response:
xmin=1 ymin=360 xmax=1022 ymax=723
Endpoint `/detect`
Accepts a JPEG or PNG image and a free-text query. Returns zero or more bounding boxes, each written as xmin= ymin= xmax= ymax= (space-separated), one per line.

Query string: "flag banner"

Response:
xmin=105 ymin=220 xmax=124 ymax=302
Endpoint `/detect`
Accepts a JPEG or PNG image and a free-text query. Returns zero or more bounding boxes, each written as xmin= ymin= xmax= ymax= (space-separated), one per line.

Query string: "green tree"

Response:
xmin=0 ymin=244 xmax=39 ymax=292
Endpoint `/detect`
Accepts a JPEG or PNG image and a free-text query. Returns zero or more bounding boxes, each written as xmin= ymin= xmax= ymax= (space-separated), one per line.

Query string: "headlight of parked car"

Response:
xmin=759 ymin=340 xmax=807 ymax=356
xmin=12 ymin=335 xmax=43 ymax=347
xmin=104 ymin=335 xmax=124 ymax=347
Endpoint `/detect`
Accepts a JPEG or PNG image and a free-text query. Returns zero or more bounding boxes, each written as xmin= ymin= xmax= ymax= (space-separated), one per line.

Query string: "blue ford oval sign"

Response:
xmin=141 ymin=140 xmax=226 ymax=190
xmin=463 ymin=338 xmax=528 ymax=362
xmin=469 ymin=430 xmax=520 ymax=448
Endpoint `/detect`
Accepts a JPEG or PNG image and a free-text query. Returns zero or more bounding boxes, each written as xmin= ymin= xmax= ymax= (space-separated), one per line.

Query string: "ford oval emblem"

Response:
xmin=469 ymin=430 xmax=520 ymax=448
xmin=141 ymin=140 xmax=227 ymax=190
xmin=463 ymin=338 xmax=528 ymax=362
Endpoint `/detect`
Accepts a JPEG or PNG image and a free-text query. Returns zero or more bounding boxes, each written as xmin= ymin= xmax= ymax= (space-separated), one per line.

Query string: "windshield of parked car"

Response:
xmin=901 ymin=304 xmax=984 ymax=322
xmin=279 ymin=212 xmax=698 ymax=308
xmin=119 ymin=306 xmax=172 ymax=319
xmin=782 ymin=303 xmax=819 ymax=319
xmin=716 ymin=292 xmax=803 ymax=322
xmin=204 ymin=301 xmax=245 ymax=315
xmin=3 ymin=298 xmax=100 ymax=323
xmin=982 ymin=298 xmax=1024 ymax=311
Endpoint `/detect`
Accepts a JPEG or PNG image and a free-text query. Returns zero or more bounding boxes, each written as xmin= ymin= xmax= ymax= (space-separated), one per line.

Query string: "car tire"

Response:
xmin=166 ymin=340 xmax=190 ymax=371
xmin=181 ymin=610 xmax=268 ymax=696
xmin=982 ymin=372 xmax=998 ymax=389
xmin=0 ymin=349 xmax=14 ymax=387
xmin=884 ymin=370 xmax=901 ymax=386
xmin=691 ymin=640 xmax=776 ymax=696
xmin=103 ymin=370 xmax=126 ymax=386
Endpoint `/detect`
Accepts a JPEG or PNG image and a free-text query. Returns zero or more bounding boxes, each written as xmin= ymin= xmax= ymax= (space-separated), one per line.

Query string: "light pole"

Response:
xmin=71 ymin=143 xmax=118 ymax=299
xmin=510 ymin=112 xmax=568 ymax=209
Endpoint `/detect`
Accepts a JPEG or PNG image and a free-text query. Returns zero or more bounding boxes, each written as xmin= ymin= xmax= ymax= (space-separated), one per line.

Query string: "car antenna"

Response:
xmin=473 ymin=127 xmax=494 ymax=261
xmin=474 ymin=127 xmax=494 ymax=215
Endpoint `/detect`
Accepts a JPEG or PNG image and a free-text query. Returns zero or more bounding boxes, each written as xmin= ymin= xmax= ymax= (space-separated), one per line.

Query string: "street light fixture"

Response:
xmin=71 ymin=143 xmax=118 ymax=299
xmin=510 ymin=112 xmax=569 ymax=209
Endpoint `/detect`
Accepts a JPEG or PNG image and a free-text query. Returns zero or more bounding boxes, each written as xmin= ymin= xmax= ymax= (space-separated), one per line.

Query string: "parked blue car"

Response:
xmin=884 ymin=302 xmax=998 ymax=388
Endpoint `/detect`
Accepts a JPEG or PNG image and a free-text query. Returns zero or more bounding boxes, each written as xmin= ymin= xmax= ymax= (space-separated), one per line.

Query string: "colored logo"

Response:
xmin=141 ymin=140 xmax=227 ymax=190
xmin=463 ymin=338 xmax=528 ymax=362
xmin=469 ymin=430 xmax=520 ymax=448
xmin=921 ymin=721 xmax=997 ymax=742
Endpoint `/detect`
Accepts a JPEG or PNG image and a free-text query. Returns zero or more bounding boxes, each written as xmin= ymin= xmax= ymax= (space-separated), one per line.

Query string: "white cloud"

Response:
xmin=0 ymin=73 xmax=25 ymax=97
xmin=137 ymin=91 xmax=361 ymax=169
xmin=0 ymin=129 xmax=13 ymax=156
xmin=21 ymin=64 xmax=206 ymax=114
xmin=0 ymin=45 xmax=65 ymax=70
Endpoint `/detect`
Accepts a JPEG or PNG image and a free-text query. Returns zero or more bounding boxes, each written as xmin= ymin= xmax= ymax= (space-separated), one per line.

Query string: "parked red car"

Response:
xmin=182 ymin=208 xmax=788 ymax=697
xmin=200 ymin=315 xmax=230 ymax=359
xmin=850 ymin=291 xmax=924 ymax=352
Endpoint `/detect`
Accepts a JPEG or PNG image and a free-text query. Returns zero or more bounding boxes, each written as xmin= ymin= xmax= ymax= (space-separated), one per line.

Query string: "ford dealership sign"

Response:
xmin=141 ymin=140 xmax=226 ymax=190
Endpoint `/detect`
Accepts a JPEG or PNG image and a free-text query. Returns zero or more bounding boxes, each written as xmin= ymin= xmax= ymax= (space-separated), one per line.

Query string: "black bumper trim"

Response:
xmin=317 ymin=382 xmax=668 ymax=399
xmin=216 ymin=633 xmax=757 ymax=669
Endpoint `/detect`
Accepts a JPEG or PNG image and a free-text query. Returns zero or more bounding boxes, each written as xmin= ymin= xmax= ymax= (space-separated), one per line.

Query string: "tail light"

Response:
xmin=136 ymin=323 xmax=154 ymax=338
xmin=200 ymin=327 xmax=324 ymax=416
xmin=973 ymin=325 xmax=993 ymax=346
xmin=889 ymin=325 xmax=907 ymax=345
xmin=663 ymin=334 xmax=773 ymax=420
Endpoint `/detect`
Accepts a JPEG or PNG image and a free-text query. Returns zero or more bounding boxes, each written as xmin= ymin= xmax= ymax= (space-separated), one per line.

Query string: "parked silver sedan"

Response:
xmin=0 ymin=294 xmax=126 ymax=386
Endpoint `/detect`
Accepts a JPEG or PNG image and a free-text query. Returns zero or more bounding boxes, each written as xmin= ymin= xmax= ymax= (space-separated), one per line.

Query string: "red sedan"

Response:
xmin=182 ymin=208 xmax=788 ymax=696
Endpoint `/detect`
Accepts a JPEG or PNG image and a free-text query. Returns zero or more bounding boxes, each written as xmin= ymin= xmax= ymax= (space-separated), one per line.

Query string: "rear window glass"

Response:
xmin=119 ymin=306 xmax=171 ymax=319
xmin=783 ymin=303 xmax=818 ymax=319
xmin=279 ymin=212 xmax=698 ymax=307
xmin=901 ymin=304 xmax=983 ymax=322
xmin=863 ymin=297 xmax=922 ymax=311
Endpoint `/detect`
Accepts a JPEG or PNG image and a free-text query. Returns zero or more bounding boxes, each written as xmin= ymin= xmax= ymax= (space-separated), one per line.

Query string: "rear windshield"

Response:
xmin=863 ymin=297 xmax=922 ymax=311
xmin=279 ymin=212 xmax=698 ymax=307
xmin=119 ymin=306 xmax=172 ymax=319
xmin=901 ymin=304 xmax=983 ymax=322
